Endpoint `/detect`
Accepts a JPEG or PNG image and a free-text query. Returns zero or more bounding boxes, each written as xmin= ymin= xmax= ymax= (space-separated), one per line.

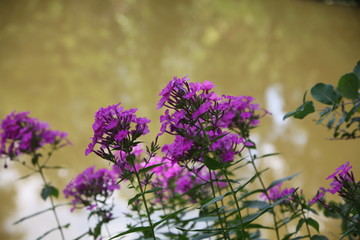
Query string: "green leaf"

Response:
xmin=109 ymin=226 xmax=151 ymax=239
xmin=311 ymin=235 xmax=328 ymax=240
xmin=326 ymin=114 xmax=336 ymax=129
xmin=283 ymin=101 xmax=315 ymax=120
xmin=203 ymin=155 xmax=222 ymax=170
xmin=338 ymin=73 xmax=360 ymax=99
xmin=192 ymin=233 xmax=219 ymax=240
xmin=353 ymin=60 xmax=360 ymax=80
xmin=41 ymin=185 xmax=59 ymax=201
xmin=128 ymin=187 xmax=163 ymax=205
xmin=307 ymin=217 xmax=320 ymax=232
xmin=282 ymin=233 xmax=295 ymax=240
xmin=31 ymin=153 xmax=42 ymax=166
xmin=267 ymin=173 xmax=300 ymax=189
xmin=242 ymin=200 xmax=269 ymax=209
xmin=201 ymin=195 xmax=225 ymax=209
xmin=153 ymin=207 xmax=188 ymax=228
xmin=138 ymin=163 xmax=164 ymax=174
xmin=36 ymin=223 xmax=70 ymax=240
xmin=13 ymin=203 xmax=69 ymax=225
xmin=242 ymin=193 xmax=293 ymax=225
xmin=310 ymin=83 xmax=339 ymax=105
xmin=296 ymin=218 xmax=305 ymax=233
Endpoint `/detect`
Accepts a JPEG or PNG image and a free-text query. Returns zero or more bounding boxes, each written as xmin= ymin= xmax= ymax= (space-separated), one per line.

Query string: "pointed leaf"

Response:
xmin=283 ymin=101 xmax=315 ymax=120
xmin=338 ymin=73 xmax=359 ymax=99
xmin=268 ymin=173 xmax=300 ymax=189
xmin=138 ymin=163 xmax=164 ymax=174
xmin=153 ymin=207 xmax=188 ymax=228
xmin=353 ymin=60 xmax=360 ymax=80
xmin=109 ymin=226 xmax=151 ymax=239
xmin=204 ymin=155 xmax=222 ymax=170
xmin=311 ymin=83 xmax=338 ymax=105
xmin=201 ymin=195 xmax=225 ymax=209
xmin=307 ymin=217 xmax=320 ymax=232
xmin=311 ymin=235 xmax=328 ymax=240
xmin=41 ymin=185 xmax=59 ymax=201
xmin=296 ymin=218 xmax=305 ymax=233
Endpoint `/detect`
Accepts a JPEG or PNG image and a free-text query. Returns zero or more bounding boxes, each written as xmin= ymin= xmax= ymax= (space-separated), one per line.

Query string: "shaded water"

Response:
xmin=0 ymin=0 xmax=359 ymax=239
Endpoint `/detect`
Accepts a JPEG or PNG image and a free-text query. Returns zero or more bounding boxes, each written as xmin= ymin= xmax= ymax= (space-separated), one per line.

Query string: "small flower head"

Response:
xmin=148 ymin=156 xmax=224 ymax=204
xmin=63 ymin=166 xmax=119 ymax=211
xmin=260 ymin=183 xmax=295 ymax=203
xmin=85 ymin=103 xmax=150 ymax=161
xmin=310 ymin=162 xmax=357 ymax=205
xmin=0 ymin=111 xmax=68 ymax=164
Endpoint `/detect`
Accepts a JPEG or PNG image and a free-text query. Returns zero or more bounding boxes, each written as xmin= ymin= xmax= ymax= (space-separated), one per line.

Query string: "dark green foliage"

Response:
xmin=284 ymin=60 xmax=360 ymax=140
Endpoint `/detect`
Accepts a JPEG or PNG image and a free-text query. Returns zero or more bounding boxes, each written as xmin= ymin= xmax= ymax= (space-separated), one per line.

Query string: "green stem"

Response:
xmin=208 ymin=169 xmax=229 ymax=240
xmin=300 ymin=207 xmax=312 ymax=238
xmin=132 ymin=163 xmax=156 ymax=240
xmin=215 ymin=179 xmax=229 ymax=231
xmin=35 ymin=160 xmax=65 ymax=240
xmin=247 ymin=147 xmax=280 ymax=240
xmin=222 ymin=170 xmax=246 ymax=239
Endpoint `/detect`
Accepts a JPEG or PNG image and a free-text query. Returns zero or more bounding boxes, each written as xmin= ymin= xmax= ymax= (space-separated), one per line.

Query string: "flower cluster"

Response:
xmin=221 ymin=95 xmax=267 ymax=138
xmin=63 ymin=166 xmax=119 ymax=211
xmin=260 ymin=183 xmax=295 ymax=202
xmin=85 ymin=103 xmax=150 ymax=162
xmin=310 ymin=162 xmax=357 ymax=204
xmin=148 ymin=156 xmax=222 ymax=203
xmin=158 ymin=76 xmax=262 ymax=165
xmin=0 ymin=111 xmax=68 ymax=161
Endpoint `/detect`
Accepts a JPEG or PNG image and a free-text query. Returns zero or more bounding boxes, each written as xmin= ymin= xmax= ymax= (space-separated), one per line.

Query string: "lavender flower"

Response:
xmin=148 ymin=156 xmax=223 ymax=203
xmin=85 ymin=103 xmax=150 ymax=162
xmin=63 ymin=166 xmax=119 ymax=211
xmin=0 ymin=111 xmax=68 ymax=162
xmin=310 ymin=162 xmax=357 ymax=204
xmin=158 ymin=76 xmax=262 ymax=165
xmin=260 ymin=183 xmax=295 ymax=202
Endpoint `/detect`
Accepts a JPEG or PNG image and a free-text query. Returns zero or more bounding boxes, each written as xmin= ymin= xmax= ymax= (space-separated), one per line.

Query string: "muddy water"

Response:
xmin=0 ymin=0 xmax=359 ymax=239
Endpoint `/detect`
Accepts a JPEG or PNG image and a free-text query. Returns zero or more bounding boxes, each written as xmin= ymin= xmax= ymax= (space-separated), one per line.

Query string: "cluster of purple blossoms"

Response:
xmin=310 ymin=162 xmax=356 ymax=204
xmin=63 ymin=166 xmax=119 ymax=211
xmin=85 ymin=104 xmax=150 ymax=163
xmin=0 ymin=111 xmax=68 ymax=162
xmin=148 ymin=156 xmax=223 ymax=203
xmin=157 ymin=76 xmax=263 ymax=165
xmin=260 ymin=183 xmax=295 ymax=202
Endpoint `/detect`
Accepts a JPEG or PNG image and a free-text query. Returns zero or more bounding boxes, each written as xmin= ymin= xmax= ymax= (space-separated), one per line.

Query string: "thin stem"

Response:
xmin=35 ymin=158 xmax=65 ymax=240
xmin=132 ymin=163 xmax=156 ymax=240
xmin=208 ymin=169 xmax=229 ymax=240
xmin=300 ymin=207 xmax=312 ymax=238
xmin=222 ymin=170 xmax=246 ymax=239
xmin=215 ymin=178 xmax=229 ymax=231
xmin=247 ymin=147 xmax=280 ymax=240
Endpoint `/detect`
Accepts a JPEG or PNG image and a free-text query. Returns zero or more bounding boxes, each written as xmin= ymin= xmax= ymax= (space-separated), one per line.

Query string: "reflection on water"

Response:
xmin=0 ymin=0 xmax=359 ymax=239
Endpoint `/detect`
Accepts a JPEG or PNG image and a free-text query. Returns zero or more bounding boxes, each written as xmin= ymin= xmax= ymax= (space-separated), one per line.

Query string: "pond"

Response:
xmin=0 ymin=0 xmax=359 ymax=239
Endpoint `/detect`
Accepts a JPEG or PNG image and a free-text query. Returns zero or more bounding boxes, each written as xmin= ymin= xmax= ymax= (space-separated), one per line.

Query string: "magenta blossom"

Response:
xmin=85 ymin=103 xmax=150 ymax=160
xmin=0 ymin=111 xmax=68 ymax=162
xmin=63 ymin=166 xmax=119 ymax=211
xmin=310 ymin=162 xmax=356 ymax=204
xmin=260 ymin=183 xmax=295 ymax=202
xmin=148 ymin=156 xmax=225 ymax=203
xmin=158 ymin=76 xmax=263 ymax=166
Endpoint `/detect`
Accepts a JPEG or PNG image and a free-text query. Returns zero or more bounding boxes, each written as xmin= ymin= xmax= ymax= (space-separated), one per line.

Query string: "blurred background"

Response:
xmin=0 ymin=0 xmax=359 ymax=239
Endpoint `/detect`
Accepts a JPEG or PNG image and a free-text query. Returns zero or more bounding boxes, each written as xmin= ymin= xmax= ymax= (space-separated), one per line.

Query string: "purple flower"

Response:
xmin=158 ymin=76 xmax=261 ymax=166
xmin=260 ymin=183 xmax=295 ymax=202
xmin=85 ymin=103 xmax=150 ymax=159
xmin=147 ymin=156 xmax=225 ymax=203
xmin=310 ymin=162 xmax=356 ymax=204
xmin=0 ymin=111 xmax=68 ymax=161
xmin=63 ymin=166 xmax=119 ymax=211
